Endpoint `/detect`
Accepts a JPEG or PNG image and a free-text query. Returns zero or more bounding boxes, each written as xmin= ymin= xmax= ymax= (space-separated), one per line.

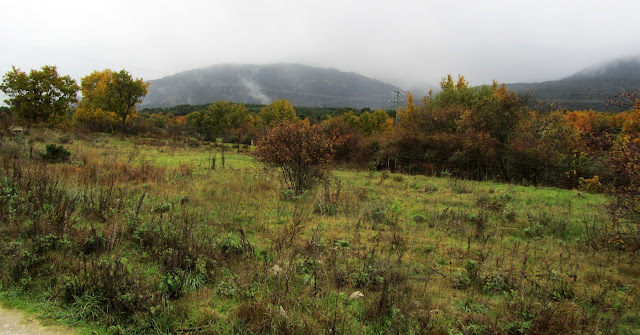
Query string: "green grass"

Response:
xmin=0 ymin=130 xmax=637 ymax=334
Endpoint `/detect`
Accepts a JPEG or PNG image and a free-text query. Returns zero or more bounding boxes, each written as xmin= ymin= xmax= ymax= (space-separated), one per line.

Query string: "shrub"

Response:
xmin=482 ymin=272 xmax=512 ymax=294
xmin=578 ymin=175 xmax=604 ymax=193
xmin=449 ymin=179 xmax=475 ymax=194
xmin=452 ymin=272 xmax=473 ymax=289
xmin=369 ymin=205 xmax=388 ymax=225
xmin=216 ymin=233 xmax=246 ymax=256
xmin=476 ymin=192 xmax=512 ymax=212
xmin=41 ymin=144 xmax=70 ymax=162
xmin=313 ymin=178 xmax=343 ymax=215
xmin=255 ymin=120 xmax=342 ymax=194
xmin=66 ymin=256 xmax=152 ymax=318
xmin=423 ymin=183 xmax=439 ymax=194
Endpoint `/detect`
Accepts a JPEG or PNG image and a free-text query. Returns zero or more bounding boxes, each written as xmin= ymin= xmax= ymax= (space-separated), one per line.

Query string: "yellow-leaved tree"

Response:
xmin=257 ymin=99 xmax=298 ymax=129
xmin=74 ymin=69 xmax=149 ymax=131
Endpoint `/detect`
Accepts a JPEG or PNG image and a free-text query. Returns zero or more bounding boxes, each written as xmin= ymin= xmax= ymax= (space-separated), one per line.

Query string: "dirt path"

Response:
xmin=0 ymin=306 xmax=74 ymax=335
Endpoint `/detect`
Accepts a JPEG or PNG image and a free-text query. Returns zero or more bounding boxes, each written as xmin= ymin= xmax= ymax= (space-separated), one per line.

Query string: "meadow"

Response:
xmin=0 ymin=129 xmax=638 ymax=334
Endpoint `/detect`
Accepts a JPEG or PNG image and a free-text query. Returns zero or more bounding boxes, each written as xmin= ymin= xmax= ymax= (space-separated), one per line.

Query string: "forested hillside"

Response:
xmin=508 ymin=57 xmax=640 ymax=111
xmin=141 ymin=63 xmax=401 ymax=109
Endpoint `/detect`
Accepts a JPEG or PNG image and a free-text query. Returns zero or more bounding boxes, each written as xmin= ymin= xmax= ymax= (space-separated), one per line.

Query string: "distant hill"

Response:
xmin=507 ymin=56 xmax=640 ymax=111
xmin=141 ymin=63 xmax=402 ymax=109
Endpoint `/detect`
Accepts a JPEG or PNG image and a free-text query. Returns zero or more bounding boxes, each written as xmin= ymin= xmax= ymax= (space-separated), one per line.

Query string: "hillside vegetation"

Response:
xmin=0 ymin=129 xmax=638 ymax=334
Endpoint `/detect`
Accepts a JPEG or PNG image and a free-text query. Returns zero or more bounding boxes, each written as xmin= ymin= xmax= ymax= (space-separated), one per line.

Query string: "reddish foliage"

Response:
xmin=254 ymin=120 xmax=343 ymax=194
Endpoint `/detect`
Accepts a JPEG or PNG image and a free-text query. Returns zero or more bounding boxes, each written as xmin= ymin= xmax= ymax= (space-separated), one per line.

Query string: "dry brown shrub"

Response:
xmin=235 ymin=302 xmax=273 ymax=333
xmin=174 ymin=164 xmax=193 ymax=178
xmin=254 ymin=119 xmax=343 ymax=194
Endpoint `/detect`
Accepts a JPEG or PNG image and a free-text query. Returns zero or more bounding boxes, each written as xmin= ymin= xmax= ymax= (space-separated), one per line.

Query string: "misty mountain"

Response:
xmin=507 ymin=56 xmax=640 ymax=111
xmin=141 ymin=63 xmax=402 ymax=109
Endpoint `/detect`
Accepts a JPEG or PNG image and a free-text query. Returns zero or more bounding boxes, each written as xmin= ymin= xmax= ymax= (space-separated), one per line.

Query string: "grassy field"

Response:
xmin=0 ymin=129 xmax=638 ymax=334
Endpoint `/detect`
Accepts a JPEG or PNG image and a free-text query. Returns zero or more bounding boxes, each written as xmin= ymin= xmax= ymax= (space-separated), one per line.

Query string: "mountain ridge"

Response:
xmin=141 ymin=57 xmax=640 ymax=112
xmin=141 ymin=63 xmax=402 ymax=109
xmin=506 ymin=56 xmax=640 ymax=111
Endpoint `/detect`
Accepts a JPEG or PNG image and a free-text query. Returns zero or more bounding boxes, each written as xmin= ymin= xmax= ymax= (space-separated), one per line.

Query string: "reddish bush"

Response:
xmin=254 ymin=120 xmax=342 ymax=194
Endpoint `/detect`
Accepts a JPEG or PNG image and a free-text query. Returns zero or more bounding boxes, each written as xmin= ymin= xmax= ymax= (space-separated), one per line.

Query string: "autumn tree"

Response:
xmin=320 ymin=114 xmax=363 ymax=162
xmin=397 ymin=92 xmax=420 ymax=131
xmin=607 ymin=133 xmax=640 ymax=250
xmin=391 ymin=75 xmax=530 ymax=177
xmin=257 ymin=99 xmax=298 ymax=128
xmin=76 ymin=69 xmax=149 ymax=129
xmin=506 ymin=111 xmax=578 ymax=186
xmin=339 ymin=110 xmax=360 ymax=129
xmin=79 ymin=69 xmax=112 ymax=110
xmin=0 ymin=65 xmax=78 ymax=124
xmin=168 ymin=115 xmax=186 ymax=129
xmin=255 ymin=120 xmax=341 ymax=194
xmin=451 ymin=82 xmax=526 ymax=178
xmin=72 ymin=106 xmax=119 ymax=132
xmin=606 ymin=100 xmax=640 ymax=249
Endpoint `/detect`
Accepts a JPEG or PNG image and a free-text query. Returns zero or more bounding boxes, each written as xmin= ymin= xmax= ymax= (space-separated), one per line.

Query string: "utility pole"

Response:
xmin=389 ymin=90 xmax=404 ymax=122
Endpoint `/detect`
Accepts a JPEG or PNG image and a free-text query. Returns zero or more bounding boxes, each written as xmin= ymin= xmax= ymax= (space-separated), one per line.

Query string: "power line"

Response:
xmin=389 ymin=90 xmax=404 ymax=122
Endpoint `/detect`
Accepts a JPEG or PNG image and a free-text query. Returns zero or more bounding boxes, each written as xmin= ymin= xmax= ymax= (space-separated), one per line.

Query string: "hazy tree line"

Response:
xmin=141 ymin=104 xmax=390 ymax=124
xmin=2 ymin=66 xmax=639 ymax=196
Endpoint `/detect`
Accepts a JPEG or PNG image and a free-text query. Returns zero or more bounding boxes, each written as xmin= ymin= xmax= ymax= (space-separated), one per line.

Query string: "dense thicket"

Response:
xmin=322 ymin=75 xmax=638 ymax=189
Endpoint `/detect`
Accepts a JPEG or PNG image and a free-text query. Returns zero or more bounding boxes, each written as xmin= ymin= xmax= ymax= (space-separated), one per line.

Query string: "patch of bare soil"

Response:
xmin=0 ymin=306 xmax=74 ymax=335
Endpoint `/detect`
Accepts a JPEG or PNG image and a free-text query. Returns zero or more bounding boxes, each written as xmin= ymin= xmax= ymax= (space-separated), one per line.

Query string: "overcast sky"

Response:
xmin=2 ymin=0 xmax=640 ymax=93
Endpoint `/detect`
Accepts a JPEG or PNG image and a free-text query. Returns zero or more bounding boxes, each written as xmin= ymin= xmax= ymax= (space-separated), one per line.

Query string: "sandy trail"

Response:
xmin=0 ymin=306 xmax=73 ymax=335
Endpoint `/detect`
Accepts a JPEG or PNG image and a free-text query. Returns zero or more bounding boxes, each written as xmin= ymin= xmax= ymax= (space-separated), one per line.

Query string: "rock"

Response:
xmin=277 ymin=306 xmax=287 ymax=318
xmin=349 ymin=291 xmax=364 ymax=300
xmin=270 ymin=264 xmax=283 ymax=276
xmin=9 ymin=126 xmax=23 ymax=136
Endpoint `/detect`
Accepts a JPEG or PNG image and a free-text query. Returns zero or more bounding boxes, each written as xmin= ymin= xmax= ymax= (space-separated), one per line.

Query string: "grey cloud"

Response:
xmin=1 ymin=0 xmax=640 ymax=92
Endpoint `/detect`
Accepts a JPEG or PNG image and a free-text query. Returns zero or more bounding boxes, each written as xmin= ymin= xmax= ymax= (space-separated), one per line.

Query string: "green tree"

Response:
xmin=359 ymin=109 xmax=391 ymax=136
xmin=257 ymin=99 xmax=298 ymax=128
xmin=0 ymin=65 xmax=78 ymax=124
xmin=434 ymin=74 xmax=479 ymax=108
xmin=186 ymin=101 xmax=251 ymax=141
xmin=108 ymin=70 xmax=149 ymax=125
xmin=149 ymin=112 xmax=169 ymax=129
xmin=339 ymin=110 xmax=360 ymax=128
